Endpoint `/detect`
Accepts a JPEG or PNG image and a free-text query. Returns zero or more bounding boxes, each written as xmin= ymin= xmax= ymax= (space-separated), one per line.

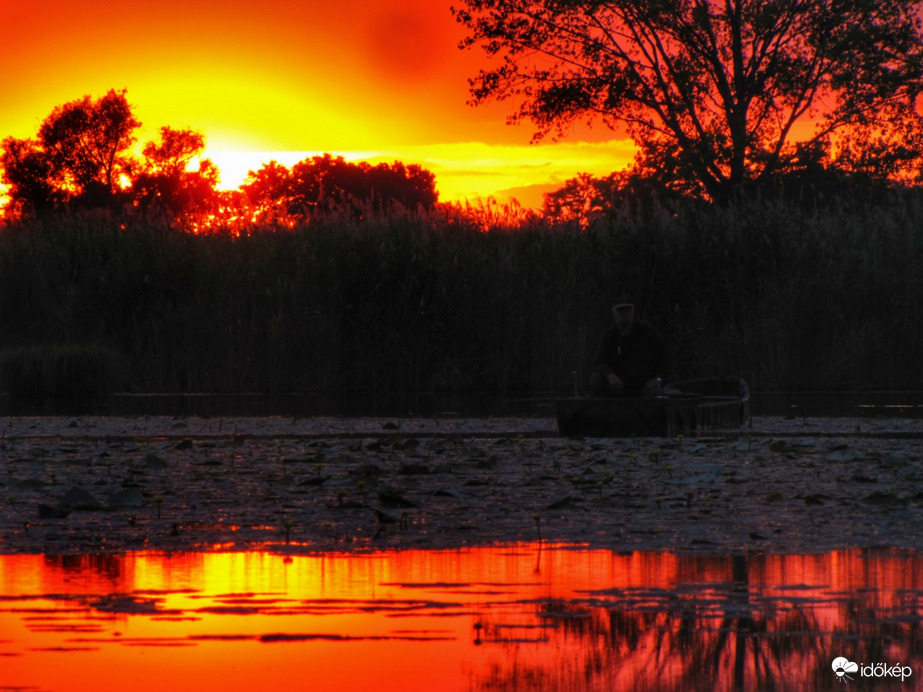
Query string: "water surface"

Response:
xmin=1 ymin=545 xmax=921 ymax=691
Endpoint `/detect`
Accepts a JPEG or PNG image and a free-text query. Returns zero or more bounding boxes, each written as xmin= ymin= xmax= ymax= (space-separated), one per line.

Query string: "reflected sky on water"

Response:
xmin=1 ymin=545 xmax=921 ymax=691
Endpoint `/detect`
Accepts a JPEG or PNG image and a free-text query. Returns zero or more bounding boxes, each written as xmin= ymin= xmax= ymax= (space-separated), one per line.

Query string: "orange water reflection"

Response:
xmin=0 ymin=545 xmax=920 ymax=691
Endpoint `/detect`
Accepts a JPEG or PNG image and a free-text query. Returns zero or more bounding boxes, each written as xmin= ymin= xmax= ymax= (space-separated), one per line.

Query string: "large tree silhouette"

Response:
xmin=38 ymin=88 xmax=140 ymax=199
xmin=1 ymin=92 xmax=224 ymax=220
xmin=1 ymin=89 xmax=141 ymax=216
xmin=454 ymin=0 xmax=923 ymax=202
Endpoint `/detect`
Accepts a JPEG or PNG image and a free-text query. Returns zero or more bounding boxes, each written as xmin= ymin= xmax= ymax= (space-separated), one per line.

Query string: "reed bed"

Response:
xmin=0 ymin=197 xmax=920 ymax=395
xmin=0 ymin=342 xmax=126 ymax=399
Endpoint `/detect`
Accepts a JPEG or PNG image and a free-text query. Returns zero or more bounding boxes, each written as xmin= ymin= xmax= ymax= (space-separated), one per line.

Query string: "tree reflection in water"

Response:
xmin=470 ymin=550 xmax=923 ymax=691
xmin=2 ymin=546 xmax=920 ymax=691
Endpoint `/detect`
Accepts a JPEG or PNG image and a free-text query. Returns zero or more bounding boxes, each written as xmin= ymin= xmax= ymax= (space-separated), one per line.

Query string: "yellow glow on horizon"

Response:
xmin=206 ymin=138 xmax=637 ymax=209
xmin=204 ymin=150 xmax=380 ymax=191
xmin=1 ymin=136 xmax=635 ymax=219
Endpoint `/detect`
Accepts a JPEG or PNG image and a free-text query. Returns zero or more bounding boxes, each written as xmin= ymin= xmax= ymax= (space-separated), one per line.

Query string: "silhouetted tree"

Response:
xmin=141 ymin=126 xmax=204 ymax=178
xmin=543 ymin=173 xmax=622 ymax=226
xmin=835 ymin=115 xmax=923 ymax=185
xmin=0 ymin=137 xmax=59 ymax=219
xmin=543 ymin=169 xmax=685 ymax=225
xmin=454 ymin=0 xmax=923 ymax=203
xmin=132 ymin=127 xmax=220 ymax=212
xmin=38 ymin=88 xmax=140 ymax=200
xmin=241 ymin=160 xmax=294 ymax=205
xmin=365 ymin=160 xmax=438 ymax=210
xmin=0 ymin=91 xmax=228 ymax=222
xmin=1 ymin=89 xmax=141 ymax=216
xmin=243 ymin=154 xmax=438 ymax=217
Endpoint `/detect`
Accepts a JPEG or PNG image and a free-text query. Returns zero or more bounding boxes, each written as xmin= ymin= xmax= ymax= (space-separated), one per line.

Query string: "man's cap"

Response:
xmin=613 ymin=302 xmax=634 ymax=311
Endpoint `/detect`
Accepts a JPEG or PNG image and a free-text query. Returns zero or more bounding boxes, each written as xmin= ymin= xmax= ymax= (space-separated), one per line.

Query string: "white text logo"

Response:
xmin=832 ymin=657 xmax=913 ymax=683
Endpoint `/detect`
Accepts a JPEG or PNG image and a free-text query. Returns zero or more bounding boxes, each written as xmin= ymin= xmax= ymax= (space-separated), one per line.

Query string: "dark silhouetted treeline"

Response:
xmin=241 ymin=154 xmax=437 ymax=219
xmin=1 ymin=194 xmax=921 ymax=396
xmin=0 ymin=90 xmax=438 ymax=224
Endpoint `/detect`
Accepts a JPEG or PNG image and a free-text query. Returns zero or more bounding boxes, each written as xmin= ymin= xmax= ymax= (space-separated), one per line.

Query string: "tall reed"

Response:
xmin=0 ymin=341 xmax=126 ymax=398
xmin=0 ymin=197 xmax=920 ymax=394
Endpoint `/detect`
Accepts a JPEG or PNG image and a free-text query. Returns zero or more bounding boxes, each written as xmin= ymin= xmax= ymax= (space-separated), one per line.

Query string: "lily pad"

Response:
xmin=109 ymin=486 xmax=146 ymax=508
xmin=146 ymin=453 xmax=169 ymax=469
xmin=58 ymin=487 xmax=103 ymax=510
xmin=863 ymin=491 xmax=903 ymax=506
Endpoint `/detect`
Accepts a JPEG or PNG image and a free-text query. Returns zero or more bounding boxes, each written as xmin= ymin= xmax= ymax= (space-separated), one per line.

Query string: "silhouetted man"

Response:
xmin=589 ymin=301 xmax=671 ymax=397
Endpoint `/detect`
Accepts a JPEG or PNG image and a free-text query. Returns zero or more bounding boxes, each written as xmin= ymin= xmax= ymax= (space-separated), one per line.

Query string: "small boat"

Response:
xmin=556 ymin=377 xmax=750 ymax=437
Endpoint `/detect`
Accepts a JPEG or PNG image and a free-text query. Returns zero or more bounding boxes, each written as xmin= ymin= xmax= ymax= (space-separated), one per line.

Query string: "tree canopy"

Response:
xmin=131 ymin=126 xmax=220 ymax=213
xmin=2 ymin=90 xmax=148 ymax=217
xmin=1 ymin=92 xmax=227 ymax=220
xmin=2 ymin=89 xmax=141 ymax=216
xmin=242 ymin=154 xmax=438 ymax=217
xmin=1 ymin=90 xmax=439 ymax=225
xmin=454 ymin=0 xmax=923 ymax=202
xmin=39 ymin=88 xmax=141 ymax=196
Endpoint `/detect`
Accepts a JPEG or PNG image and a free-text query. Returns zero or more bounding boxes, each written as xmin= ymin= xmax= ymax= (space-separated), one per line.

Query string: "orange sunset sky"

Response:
xmin=0 ymin=0 xmax=637 ymax=209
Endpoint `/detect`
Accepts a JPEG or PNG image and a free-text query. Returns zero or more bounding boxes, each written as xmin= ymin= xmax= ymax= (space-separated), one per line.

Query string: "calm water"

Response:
xmin=1 ymin=544 xmax=921 ymax=691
